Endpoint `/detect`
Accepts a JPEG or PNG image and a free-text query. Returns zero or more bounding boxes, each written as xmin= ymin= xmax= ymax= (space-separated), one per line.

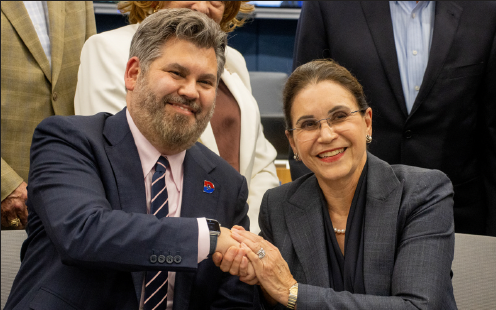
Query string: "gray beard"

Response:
xmin=132 ymin=76 xmax=215 ymax=153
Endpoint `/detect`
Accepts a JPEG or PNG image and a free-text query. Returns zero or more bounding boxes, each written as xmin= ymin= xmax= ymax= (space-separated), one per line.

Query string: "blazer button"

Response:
xmin=166 ymin=255 xmax=174 ymax=264
xmin=150 ymin=254 xmax=157 ymax=264
xmin=174 ymin=255 xmax=182 ymax=264
xmin=404 ymin=130 xmax=413 ymax=139
xmin=158 ymin=255 xmax=166 ymax=264
xmin=52 ymin=92 xmax=58 ymax=101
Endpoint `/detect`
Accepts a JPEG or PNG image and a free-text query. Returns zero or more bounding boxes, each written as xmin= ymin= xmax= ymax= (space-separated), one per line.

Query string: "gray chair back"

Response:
xmin=1 ymin=230 xmax=27 ymax=309
xmin=248 ymin=71 xmax=287 ymax=117
xmin=249 ymin=71 xmax=289 ymax=160
xmin=452 ymin=233 xmax=496 ymax=309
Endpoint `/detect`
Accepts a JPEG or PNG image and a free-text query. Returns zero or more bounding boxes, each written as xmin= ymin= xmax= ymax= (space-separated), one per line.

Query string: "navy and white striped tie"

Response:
xmin=144 ymin=156 xmax=169 ymax=310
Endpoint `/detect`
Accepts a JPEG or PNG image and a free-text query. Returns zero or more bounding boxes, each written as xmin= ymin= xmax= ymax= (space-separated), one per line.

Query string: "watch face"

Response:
xmin=290 ymin=284 xmax=298 ymax=294
xmin=207 ymin=219 xmax=221 ymax=232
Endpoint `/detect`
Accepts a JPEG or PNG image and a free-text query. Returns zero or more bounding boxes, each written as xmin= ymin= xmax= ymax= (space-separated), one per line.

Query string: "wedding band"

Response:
xmin=10 ymin=218 xmax=20 ymax=227
xmin=257 ymin=247 xmax=266 ymax=259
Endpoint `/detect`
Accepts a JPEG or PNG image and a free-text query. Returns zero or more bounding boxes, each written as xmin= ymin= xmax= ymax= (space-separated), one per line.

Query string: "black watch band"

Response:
xmin=206 ymin=219 xmax=221 ymax=255
xmin=209 ymin=234 xmax=218 ymax=255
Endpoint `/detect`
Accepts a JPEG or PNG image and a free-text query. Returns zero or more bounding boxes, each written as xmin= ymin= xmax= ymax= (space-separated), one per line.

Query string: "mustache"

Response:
xmin=162 ymin=94 xmax=201 ymax=114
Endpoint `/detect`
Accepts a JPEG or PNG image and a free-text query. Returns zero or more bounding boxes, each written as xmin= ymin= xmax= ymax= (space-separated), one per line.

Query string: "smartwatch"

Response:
xmin=206 ymin=219 xmax=221 ymax=255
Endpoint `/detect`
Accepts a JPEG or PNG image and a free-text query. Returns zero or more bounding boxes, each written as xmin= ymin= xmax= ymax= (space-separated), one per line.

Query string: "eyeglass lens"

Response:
xmin=293 ymin=109 xmax=360 ymax=142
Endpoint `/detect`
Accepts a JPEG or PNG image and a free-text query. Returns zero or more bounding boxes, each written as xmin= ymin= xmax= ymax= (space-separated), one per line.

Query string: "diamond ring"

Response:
xmin=257 ymin=247 xmax=266 ymax=259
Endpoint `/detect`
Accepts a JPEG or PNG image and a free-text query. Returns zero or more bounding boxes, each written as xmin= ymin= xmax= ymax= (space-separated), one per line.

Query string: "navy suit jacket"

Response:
xmin=290 ymin=1 xmax=496 ymax=236
xmin=5 ymin=109 xmax=254 ymax=310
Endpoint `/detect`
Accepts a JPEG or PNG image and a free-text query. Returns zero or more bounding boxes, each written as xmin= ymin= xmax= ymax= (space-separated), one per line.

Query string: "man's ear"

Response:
xmin=124 ymin=57 xmax=141 ymax=91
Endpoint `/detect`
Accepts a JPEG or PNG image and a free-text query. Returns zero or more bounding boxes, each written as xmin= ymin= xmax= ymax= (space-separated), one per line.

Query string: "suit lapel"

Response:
xmin=47 ymin=1 xmax=65 ymax=88
xmin=285 ymin=177 xmax=329 ymax=287
xmin=363 ymin=154 xmax=402 ymax=295
xmin=410 ymin=1 xmax=462 ymax=116
xmin=173 ymin=144 xmax=218 ymax=310
xmin=103 ymin=108 xmax=147 ymax=301
xmin=361 ymin=2 xmax=408 ymax=117
xmin=1 ymin=1 xmax=51 ymax=82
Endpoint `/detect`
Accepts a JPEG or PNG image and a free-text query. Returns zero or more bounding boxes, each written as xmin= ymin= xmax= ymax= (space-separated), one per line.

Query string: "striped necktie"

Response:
xmin=144 ymin=156 xmax=169 ymax=310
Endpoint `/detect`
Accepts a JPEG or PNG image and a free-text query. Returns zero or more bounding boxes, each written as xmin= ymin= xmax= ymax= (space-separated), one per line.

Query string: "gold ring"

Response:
xmin=10 ymin=218 xmax=21 ymax=227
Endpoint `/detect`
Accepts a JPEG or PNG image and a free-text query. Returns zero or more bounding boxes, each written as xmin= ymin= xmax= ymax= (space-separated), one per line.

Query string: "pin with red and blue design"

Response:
xmin=203 ymin=180 xmax=215 ymax=194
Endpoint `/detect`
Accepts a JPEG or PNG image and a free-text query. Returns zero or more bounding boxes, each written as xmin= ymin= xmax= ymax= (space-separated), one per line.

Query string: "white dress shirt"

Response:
xmin=390 ymin=1 xmax=435 ymax=113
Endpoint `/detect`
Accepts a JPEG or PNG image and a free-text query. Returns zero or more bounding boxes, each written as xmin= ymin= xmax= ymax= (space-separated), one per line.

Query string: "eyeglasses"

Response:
xmin=288 ymin=109 xmax=366 ymax=142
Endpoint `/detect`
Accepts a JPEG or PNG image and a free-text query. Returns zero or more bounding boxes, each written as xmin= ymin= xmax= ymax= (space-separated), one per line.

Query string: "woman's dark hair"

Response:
xmin=283 ymin=59 xmax=369 ymax=131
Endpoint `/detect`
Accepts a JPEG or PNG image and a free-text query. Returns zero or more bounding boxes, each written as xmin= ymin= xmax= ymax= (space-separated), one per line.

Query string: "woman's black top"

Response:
xmin=320 ymin=161 xmax=368 ymax=294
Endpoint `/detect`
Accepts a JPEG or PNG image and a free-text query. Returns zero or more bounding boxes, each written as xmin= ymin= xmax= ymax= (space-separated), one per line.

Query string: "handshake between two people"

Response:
xmin=212 ymin=225 xmax=297 ymax=307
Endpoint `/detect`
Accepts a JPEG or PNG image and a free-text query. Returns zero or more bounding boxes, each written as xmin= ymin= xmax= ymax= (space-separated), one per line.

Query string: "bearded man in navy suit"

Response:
xmin=5 ymin=9 xmax=255 ymax=310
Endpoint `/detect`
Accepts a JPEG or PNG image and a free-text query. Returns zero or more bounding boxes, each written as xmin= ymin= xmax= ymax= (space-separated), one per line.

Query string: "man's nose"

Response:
xmin=177 ymin=79 xmax=199 ymax=100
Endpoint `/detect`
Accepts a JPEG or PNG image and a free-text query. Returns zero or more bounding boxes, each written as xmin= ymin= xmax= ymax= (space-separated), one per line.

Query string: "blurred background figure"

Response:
xmin=1 ymin=1 xmax=96 ymax=230
xmin=75 ymin=1 xmax=280 ymax=234
xmin=291 ymin=1 xmax=496 ymax=236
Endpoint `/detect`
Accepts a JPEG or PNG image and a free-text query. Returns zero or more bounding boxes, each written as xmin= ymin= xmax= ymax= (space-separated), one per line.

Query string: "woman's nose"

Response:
xmin=190 ymin=1 xmax=210 ymax=15
xmin=318 ymin=122 xmax=337 ymax=142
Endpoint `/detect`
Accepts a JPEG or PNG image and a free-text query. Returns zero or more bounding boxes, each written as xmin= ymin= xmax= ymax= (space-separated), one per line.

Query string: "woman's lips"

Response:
xmin=317 ymin=148 xmax=346 ymax=163
xmin=317 ymin=148 xmax=345 ymax=158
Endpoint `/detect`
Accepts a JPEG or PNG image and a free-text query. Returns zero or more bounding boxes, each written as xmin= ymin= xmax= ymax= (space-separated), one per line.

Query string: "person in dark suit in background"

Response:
xmin=215 ymin=60 xmax=456 ymax=309
xmin=5 ymin=9 xmax=254 ymax=310
xmin=290 ymin=1 xmax=496 ymax=236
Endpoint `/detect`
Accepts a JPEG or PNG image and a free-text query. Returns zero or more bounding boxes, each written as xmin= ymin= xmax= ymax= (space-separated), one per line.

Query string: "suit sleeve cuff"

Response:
xmin=1 ymin=158 xmax=24 ymax=201
xmin=197 ymin=217 xmax=210 ymax=263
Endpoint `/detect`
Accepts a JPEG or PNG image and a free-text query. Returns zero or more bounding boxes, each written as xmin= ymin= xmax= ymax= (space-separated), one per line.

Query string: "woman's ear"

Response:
xmin=124 ymin=57 xmax=141 ymax=91
xmin=286 ymin=130 xmax=298 ymax=157
xmin=364 ymin=107 xmax=372 ymax=136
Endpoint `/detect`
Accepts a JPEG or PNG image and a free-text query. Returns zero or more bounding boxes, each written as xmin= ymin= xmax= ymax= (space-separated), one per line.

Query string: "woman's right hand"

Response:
xmin=231 ymin=227 xmax=297 ymax=307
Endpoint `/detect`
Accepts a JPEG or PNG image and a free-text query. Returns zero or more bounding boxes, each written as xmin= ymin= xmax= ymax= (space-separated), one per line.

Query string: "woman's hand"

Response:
xmin=231 ymin=226 xmax=297 ymax=307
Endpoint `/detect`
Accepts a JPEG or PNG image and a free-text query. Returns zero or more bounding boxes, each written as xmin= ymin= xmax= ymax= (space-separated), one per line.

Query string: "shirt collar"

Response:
xmin=126 ymin=109 xmax=185 ymax=192
xmin=394 ymin=1 xmax=431 ymax=10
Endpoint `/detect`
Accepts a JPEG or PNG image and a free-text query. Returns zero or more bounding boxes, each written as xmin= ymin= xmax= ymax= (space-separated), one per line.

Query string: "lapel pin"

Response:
xmin=203 ymin=180 xmax=215 ymax=194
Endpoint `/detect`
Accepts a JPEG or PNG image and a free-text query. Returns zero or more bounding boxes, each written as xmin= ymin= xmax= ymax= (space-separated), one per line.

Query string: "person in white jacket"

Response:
xmin=74 ymin=1 xmax=279 ymax=234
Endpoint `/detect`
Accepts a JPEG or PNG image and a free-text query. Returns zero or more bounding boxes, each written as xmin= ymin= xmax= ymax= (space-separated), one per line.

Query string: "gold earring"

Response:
xmin=366 ymin=134 xmax=372 ymax=143
xmin=153 ymin=2 xmax=161 ymax=13
xmin=294 ymin=153 xmax=300 ymax=161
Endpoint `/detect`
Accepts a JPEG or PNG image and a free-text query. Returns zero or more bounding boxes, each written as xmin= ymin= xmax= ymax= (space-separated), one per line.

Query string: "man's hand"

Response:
xmin=214 ymin=227 xmax=240 ymax=254
xmin=1 ymin=182 xmax=28 ymax=229
xmin=212 ymin=226 xmax=259 ymax=285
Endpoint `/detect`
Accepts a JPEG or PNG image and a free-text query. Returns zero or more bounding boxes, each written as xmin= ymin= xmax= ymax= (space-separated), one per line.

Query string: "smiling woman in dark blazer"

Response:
xmin=216 ymin=59 xmax=457 ymax=309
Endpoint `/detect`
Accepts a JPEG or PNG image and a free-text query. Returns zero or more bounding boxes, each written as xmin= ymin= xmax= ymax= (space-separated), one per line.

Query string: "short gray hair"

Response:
xmin=129 ymin=8 xmax=227 ymax=83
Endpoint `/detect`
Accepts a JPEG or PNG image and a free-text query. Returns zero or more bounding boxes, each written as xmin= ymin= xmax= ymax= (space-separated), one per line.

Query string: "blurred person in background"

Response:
xmin=74 ymin=1 xmax=280 ymax=234
xmin=1 ymin=1 xmax=96 ymax=230
xmin=290 ymin=1 xmax=496 ymax=236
